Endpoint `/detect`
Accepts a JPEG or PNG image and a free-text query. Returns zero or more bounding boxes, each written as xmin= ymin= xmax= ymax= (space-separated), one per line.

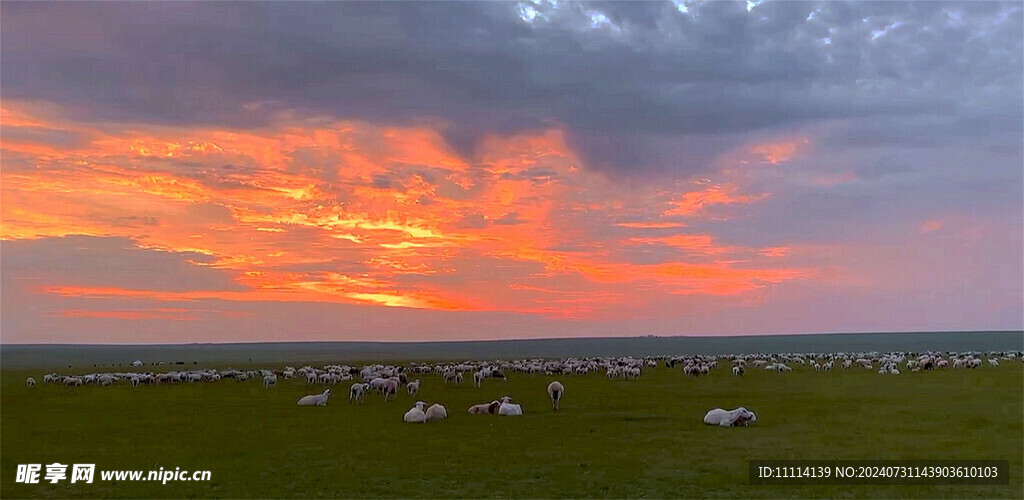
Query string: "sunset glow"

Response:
xmin=2 ymin=1 xmax=1020 ymax=343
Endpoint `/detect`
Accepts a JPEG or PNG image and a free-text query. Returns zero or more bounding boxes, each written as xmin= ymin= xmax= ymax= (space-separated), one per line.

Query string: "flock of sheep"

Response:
xmin=25 ymin=349 xmax=1020 ymax=427
xmin=667 ymin=349 xmax=1020 ymax=377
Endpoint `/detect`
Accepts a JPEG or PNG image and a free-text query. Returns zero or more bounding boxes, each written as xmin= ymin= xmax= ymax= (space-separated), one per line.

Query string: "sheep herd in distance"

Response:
xmin=26 ymin=349 xmax=1021 ymax=428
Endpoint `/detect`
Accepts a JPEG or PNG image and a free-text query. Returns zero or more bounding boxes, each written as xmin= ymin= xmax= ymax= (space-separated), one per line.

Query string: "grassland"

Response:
xmin=2 ymin=361 xmax=1021 ymax=498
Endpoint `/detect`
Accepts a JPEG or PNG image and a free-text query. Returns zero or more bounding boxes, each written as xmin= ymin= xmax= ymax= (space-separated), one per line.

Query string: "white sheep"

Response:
xmin=297 ymin=389 xmax=332 ymax=406
xmin=498 ymin=402 xmax=523 ymax=416
xmin=407 ymin=379 xmax=421 ymax=396
xmin=26 ymin=377 xmax=36 ymax=387
xmin=547 ymin=381 xmax=564 ymax=411
xmin=63 ymin=376 xmax=83 ymax=387
xmin=424 ymin=403 xmax=448 ymax=422
xmin=732 ymin=366 xmax=743 ymax=376
xmin=473 ymin=370 xmax=485 ymax=388
xmin=263 ymin=374 xmax=277 ymax=388
xmin=404 ymin=401 xmax=427 ymax=423
xmin=349 ymin=382 xmax=369 ymax=404
xmin=703 ymin=407 xmax=757 ymax=427
xmin=381 ymin=379 xmax=400 ymax=401
xmin=988 ymin=359 xmax=999 ymax=367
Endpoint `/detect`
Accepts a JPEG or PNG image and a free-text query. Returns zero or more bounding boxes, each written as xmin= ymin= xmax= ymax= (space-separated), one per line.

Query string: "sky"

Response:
xmin=1 ymin=1 xmax=1021 ymax=344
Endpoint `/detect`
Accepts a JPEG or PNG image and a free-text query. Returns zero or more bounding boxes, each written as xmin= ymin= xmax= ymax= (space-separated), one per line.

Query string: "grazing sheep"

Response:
xmin=547 ymin=381 xmax=564 ymax=411
xmin=379 ymin=379 xmax=400 ymax=401
xmin=425 ymin=403 xmax=448 ymax=422
xmin=297 ymin=389 xmax=332 ymax=406
xmin=349 ymin=382 xmax=369 ymax=404
xmin=498 ymin=402 xmax=524 ymax=416
xmin=407 ymin=379 xmax=421 ymax=396
xmin=703 ymin=407 xmax=757 ymax=427
xmin=263 ymin=374 xmax=277 ymax=388
xmin=468 ymin=401 xmax=501 ymax=414
xmin=63 ymin=376 xmax=83 ymax=387
xmin=989 ymin=359 xmax=999 ymax=367
xmin=732 ymin=366 xmax=743 ymax=376
xmin=26 ymin=377 xmax=35 ymax=387
xmin=443 ymin=371 xmax=461 ymax=384
xmin=404 ymin=401 xmax=427 ymax=423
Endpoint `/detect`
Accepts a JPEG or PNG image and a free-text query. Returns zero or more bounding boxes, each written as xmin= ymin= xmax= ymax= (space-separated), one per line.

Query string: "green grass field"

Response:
xmin=2 ymin=362 xmax=1021 ymax=498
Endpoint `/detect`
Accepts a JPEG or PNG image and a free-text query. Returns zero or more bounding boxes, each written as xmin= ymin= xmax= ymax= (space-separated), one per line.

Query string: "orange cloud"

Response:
xmin=3 ymin=101 xmax=811 ymax=320
xmin=750 ymin=137 xmax=809 ymax=164
xmin=919 ymin=219 xmax=944 ymax=234
xmin=663 ymin=184 xmax=766 ymax=217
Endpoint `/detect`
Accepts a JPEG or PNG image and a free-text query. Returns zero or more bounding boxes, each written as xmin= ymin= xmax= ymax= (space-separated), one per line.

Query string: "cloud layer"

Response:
xmin=1 ymin=1 xmax=1021 ymax=342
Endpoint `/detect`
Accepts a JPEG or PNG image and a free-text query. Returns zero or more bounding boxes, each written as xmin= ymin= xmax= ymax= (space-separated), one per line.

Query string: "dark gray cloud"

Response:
xmin=3 ymin=1 xmax=1020 ymax=177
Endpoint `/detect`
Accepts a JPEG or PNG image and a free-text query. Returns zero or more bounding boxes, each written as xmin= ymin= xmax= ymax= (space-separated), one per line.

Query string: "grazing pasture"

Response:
xmin=2 ymin=355 xmax=1021 ymax=499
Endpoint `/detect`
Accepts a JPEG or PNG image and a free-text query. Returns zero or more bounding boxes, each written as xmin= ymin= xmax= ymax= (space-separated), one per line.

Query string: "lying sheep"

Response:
xmin=468 ymin=401 xmax=501 ymax=414
xmin=404 ymin=401 xmax=427 ymax=423
xmin=498 ymin=401 xmax=523 ymax=416
xmin=547 ymin=381 xmax=564 ymax=410
xmin=703 ymin=407 xmax=757 ymax=427
xmin=425 ymin=403 xmax=448 ymax=422
xmin=297 ymin=389 xmax=332 ymax=406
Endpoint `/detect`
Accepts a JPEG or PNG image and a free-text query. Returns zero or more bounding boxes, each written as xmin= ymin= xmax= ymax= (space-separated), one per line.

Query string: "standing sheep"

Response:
xmin=407 ymin=379 xmax=421 ymax=396
xmin=547 ymin=381 xmax=564 ymax=411
xmin=381 ymin=379 xmax=400 ymax=402
xmin=349 ymin=382 xmax=369 ymax=404
xmin=26 ymin=377 xmax=36 ymax=387
xmin=263 ymin=374 xmax=277 ymax=388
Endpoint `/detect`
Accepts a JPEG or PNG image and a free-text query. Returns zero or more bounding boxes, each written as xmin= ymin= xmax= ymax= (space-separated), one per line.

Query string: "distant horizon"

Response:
xmin=3 ymin=329 xmax=1021 ymax=347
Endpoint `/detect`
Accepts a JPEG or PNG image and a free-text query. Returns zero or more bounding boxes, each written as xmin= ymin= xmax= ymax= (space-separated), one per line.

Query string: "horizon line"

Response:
xmin=2 ymin=329 xmax=1021 ymax=347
